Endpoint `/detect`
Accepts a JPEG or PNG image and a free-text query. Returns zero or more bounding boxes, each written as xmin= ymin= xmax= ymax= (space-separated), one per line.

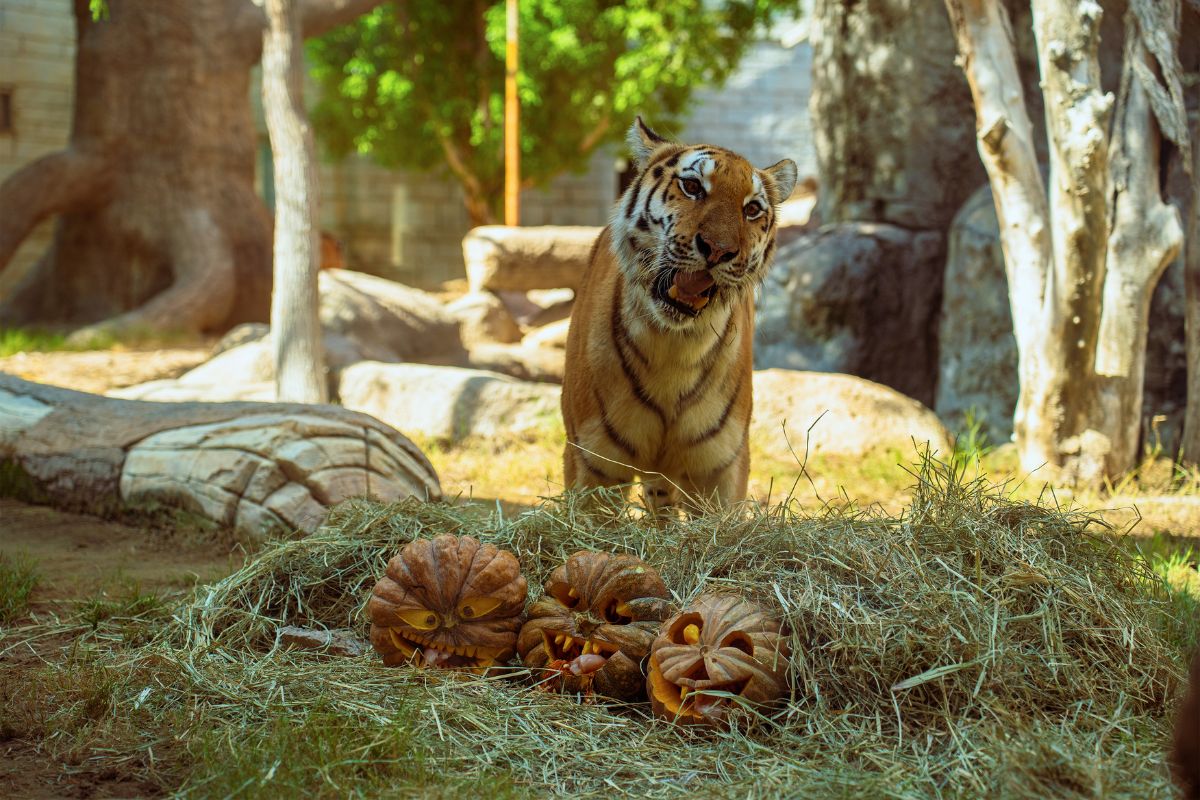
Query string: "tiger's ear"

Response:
xmin=761 ymin=159 xmax=799 ymax=205
xmin=627 ymin=116 xmax=669 ymax=170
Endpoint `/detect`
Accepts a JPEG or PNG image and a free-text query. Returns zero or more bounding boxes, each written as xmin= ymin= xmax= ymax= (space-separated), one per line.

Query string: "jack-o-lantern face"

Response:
xmin=517 ymin=551 xmax=673 ymax=699
xmin=368 ymin=535 xmax=528 ymax=673
xmin=647 ymin=593 xmax=790 ymax=727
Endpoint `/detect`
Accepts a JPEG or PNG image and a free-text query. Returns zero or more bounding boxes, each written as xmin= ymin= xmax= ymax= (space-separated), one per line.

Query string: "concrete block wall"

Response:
xmin=0 ymin=0 xmax=75 ymax=297
xmin=679 ymin=40 xmax=817 ymax=186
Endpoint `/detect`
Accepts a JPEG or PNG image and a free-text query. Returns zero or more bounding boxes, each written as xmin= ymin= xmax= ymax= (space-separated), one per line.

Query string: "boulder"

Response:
xmin=522 ymin=318 xmax=572 ymax=351
xmin=523 ymin=288 xmax=576 ymax=328
xmin=934 ymin=185 xmax=1018 ymax=440
xmin=111 ymin=332 xmax=366 ymax=403
xmin=0 ymin=375 xmax=441 ymax=540
xmin=338 ymin=362 xmax=561 ymax=442
xmin=445 ymin=292 xmax=522 ymax=346
xmin=755 ymin=222 xmax=945 ymax=406
xmin=319 ymin=269 xmax=464 ymax=361
xmin=751 ymin=369 xmax=952 ymax=462
xmin=463 ymin=226 xmax=600 ymax=293
xmin=110 ymin=378 xmax=276 ymax=403
xmin=461 ymin=343 xmax=565 ymax=384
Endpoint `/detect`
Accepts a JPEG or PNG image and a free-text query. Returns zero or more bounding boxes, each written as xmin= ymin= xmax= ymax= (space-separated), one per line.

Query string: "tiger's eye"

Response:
xmin=744 ymin=201 xmax=764 ymax=219
xmin=679 ymin=177 xmax=703 ymax=197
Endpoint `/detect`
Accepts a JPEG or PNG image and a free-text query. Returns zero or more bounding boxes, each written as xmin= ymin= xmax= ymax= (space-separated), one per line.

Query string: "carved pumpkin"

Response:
xmin=517 ymin=551 xmax=673 ymax=699
xmin=647 ymin=593 xmax=790 ymax=727
xmin=368 ymin=534 xmax=528 ymax=673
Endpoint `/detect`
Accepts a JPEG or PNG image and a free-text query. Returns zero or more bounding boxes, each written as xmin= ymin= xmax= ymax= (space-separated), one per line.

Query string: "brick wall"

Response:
xmin=0 ymin=0 xmax=75 ymax=297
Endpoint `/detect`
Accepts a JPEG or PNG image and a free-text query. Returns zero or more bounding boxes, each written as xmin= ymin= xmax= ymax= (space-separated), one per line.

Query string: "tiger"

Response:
xmin=561 ymin=117 xmax=797 ymax=512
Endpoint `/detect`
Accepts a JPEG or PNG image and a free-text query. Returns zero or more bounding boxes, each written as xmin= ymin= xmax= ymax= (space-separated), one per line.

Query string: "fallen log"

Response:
xmin=0 ymin=374 xmax=441 ymax=539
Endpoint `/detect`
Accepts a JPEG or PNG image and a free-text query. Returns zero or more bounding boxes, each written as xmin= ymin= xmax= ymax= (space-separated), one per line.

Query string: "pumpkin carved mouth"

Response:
xmin=387 ymin=627 xmax=505 ymax=672
xmin=539 ymin=629 xmax=620 ymax=677
xmin=647 ymin=659 xmax=750 ymax=721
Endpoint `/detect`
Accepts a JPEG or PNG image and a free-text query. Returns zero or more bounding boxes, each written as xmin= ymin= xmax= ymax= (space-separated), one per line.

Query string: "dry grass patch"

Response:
xmin=3 ymin=455 xmax=1194 ymax=798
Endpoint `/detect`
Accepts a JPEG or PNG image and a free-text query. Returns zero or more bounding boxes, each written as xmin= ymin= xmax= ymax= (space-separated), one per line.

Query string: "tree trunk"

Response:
xmin=0 ymin=0 xmax=384 ymax=338
xmin=1095 ymin=6 xmax=1185 ymax=474
xmin=0 ymin=375 xmax=441 ymax=539
xmin=1185 ymin=133 xmax=1200 ymax=462
xmin=945 ymin=0 xmax=1185 ymax=485
xmin=263 ymin=0 xmax=327 ymax=403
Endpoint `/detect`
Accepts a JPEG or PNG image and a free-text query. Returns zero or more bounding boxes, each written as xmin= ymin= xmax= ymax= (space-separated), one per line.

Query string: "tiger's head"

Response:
xmin=610 ymin=117 xmax=798 ymax=330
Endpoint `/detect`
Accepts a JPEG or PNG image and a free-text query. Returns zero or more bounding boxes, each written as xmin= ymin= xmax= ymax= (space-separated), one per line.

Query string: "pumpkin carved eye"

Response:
xmin=668 ymin=613 xmax=704 ymax=645
xmin=549 ymin=583 xmax=581 ymax=609
xmin=397 ymin=608 xmax=440 ymax=630
xmin=458 ymin=596 xmax=502 ymax=619
xmin=721 ymin=631 xmax=754 ymax=655
xmin=602 ymin=599 xmax=633 ymax=625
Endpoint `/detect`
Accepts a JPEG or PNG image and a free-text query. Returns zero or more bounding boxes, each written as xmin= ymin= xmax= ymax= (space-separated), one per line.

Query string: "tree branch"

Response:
xmin=943 ymin=0 xmax=1049 ymax=352
xmin=0 ymin=148 xmax=112 ymax=275
xmin=233 ymin=0 xmax=388 ymax=57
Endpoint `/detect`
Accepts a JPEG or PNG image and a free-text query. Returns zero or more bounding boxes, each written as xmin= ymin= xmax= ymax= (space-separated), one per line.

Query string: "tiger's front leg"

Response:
xmin=680 ymin=442 xmax=750 ymax=512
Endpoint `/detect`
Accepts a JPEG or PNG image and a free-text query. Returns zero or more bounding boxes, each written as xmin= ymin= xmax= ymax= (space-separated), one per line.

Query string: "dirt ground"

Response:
xmin=1 ymin=347 xmax=236 ymax=798
xmin=0 ymin=346 xmax=211 ymax=395
xmin=0 ymin=500 xmax=243 ymax=799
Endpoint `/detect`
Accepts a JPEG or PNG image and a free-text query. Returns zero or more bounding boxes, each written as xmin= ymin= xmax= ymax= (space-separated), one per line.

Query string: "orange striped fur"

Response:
xmin=562 ymin=118 xmax=797 ymax=511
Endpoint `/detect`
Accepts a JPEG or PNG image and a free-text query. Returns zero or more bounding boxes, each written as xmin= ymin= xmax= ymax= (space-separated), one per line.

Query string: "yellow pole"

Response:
xmin=504 ymin=0 xmax=520 ymax=226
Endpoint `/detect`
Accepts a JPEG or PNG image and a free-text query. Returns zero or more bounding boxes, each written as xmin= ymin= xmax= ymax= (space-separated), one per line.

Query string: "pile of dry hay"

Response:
xmin=114 ymin=458 xmax=1190 ymax=797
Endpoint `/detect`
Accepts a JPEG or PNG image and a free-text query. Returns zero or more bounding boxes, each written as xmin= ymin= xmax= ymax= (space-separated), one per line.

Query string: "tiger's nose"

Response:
xmin=695 ymin=233 xmax=737 ymax=265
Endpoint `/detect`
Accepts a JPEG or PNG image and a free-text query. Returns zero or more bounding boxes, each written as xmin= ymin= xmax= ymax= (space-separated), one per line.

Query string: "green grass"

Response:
xmin=0 ymin=325 xmax=202 ymax=357
xmin=182 ymin=708 xmax=524 ymax=799
xmin=0 ymin=552 xmax=39 ymax=625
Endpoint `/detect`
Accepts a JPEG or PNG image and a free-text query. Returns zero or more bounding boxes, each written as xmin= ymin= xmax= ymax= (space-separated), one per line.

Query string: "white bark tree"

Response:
xmin=263 ymin=0 xmax=327 ymax=403
xmin=943 ymin=0 xmax=1190 ymax=485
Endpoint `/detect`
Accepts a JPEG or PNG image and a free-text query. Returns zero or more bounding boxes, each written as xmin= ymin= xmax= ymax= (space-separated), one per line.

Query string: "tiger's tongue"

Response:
xmin=671 ymin=271 xmax=715 ymax=305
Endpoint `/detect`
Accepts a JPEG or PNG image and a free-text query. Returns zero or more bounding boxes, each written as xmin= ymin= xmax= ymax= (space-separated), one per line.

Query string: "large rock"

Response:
xmin=338 ymin=363 xmax=561 ymax=442
xmin=755 ymin=223 xmax=945 ymax=406
xmin=445 ymin=292 xmax=522 ymax=346
xmin=110 ymin=332 xmax=366 ymax=402
xmin=522 ymin=318 xmax=571 ymax=351
xmin=463 ymin=226 xmax=600 ymax=293
xmin=319 ymin=269 xmax=464 ymax=361
xmin=461 ymin=343 xmax=565 ymax=384
xmin=934 ymin=186 xmax=1019 ymax=440
xmin=111 ymin=378 xmax=276 ymax=403
xmin=751 ymin=369 xmax=952 ymax=461
xmin=0 ymin=375 xmax=441 ymax=540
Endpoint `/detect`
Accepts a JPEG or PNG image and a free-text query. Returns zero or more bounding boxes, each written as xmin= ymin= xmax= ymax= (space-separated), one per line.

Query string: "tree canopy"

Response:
xmin=308 ymin=0 xmax=794 ymax=225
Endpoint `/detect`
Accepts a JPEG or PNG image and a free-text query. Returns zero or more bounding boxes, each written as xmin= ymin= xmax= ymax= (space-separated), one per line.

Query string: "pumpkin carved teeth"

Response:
xmin=388 ymin=626 xmax=502 ymax=669
xmin=540 ymin=629 xmax=620 ymax=662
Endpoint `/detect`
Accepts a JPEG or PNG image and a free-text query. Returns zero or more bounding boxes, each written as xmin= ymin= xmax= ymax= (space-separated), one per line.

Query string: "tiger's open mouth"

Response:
xmin=387 ymin=627 xmax=503 ymax=672
xmin=652 ymin=268 xmax=717 ymax=318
